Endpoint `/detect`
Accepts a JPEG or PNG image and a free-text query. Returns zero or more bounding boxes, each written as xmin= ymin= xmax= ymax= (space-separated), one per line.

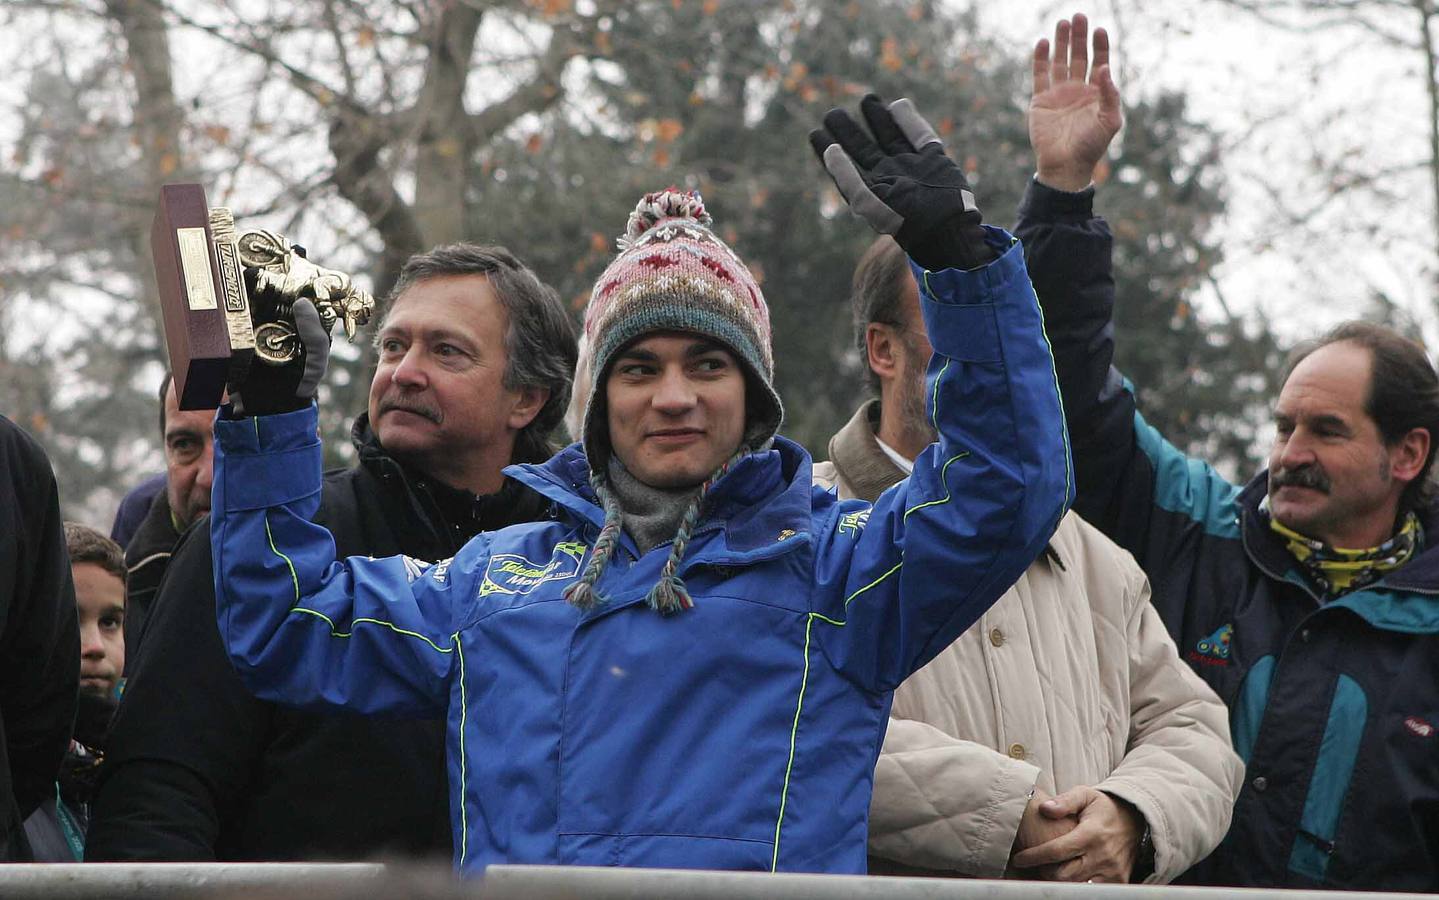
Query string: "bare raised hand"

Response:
xmin=1030 ymin=13 xmax=1122 ymax=193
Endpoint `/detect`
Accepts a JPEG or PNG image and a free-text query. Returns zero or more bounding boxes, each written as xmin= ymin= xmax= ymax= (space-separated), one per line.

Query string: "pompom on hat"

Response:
xmin=564 ymin=188 xmax=785 ymax=615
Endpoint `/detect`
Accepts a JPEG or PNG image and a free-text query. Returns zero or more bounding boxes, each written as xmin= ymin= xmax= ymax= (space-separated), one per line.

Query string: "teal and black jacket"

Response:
xmin=1018 ymin=180 xmax=1439 ymax=891
xmin=208 ymin=232 xmax=1072 ymax=875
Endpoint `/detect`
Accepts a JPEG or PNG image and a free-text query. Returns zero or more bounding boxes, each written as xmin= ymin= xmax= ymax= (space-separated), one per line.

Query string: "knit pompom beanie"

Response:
xmin=563 ymin=188 xmax=784 ymax=615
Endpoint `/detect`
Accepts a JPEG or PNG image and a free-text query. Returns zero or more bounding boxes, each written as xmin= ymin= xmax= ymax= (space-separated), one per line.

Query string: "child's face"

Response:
xmin=74 ymin=562 xmax=125 ymax=699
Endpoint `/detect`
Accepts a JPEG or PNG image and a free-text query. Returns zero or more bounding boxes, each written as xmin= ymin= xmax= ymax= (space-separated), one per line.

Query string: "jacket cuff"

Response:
xmin=910 ymin=229 xmax=1027 ymax=364
xmin=215 ymin=405 xmax=323 ymax=511
xmin=966 ymin=759 xmax=1041 ymax=876
xmin=1019 ymin=177 xmax=1096 ymax=223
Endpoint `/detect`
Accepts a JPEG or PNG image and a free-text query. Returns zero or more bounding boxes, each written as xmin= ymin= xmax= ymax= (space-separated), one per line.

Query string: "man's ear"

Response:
xmin=865 ymin=323 xmax=901 ymax=382
xmin=508 ymin=386 xmax=551 ymax=431
xmin=1392 ymin=426 xmax=1432 ymax=484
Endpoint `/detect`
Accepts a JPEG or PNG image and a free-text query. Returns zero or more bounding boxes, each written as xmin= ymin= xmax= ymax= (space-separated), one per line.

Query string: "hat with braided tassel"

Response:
xmin=563 ymin=189 xmax=783 ymax=613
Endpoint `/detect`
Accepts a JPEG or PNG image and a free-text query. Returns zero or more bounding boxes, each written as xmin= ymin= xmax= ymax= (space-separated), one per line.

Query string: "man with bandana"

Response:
xmin=204 ymin=95 xmax=1072 ymax=874
xmin=1021 ymin=12 xmax=1439 ymax=891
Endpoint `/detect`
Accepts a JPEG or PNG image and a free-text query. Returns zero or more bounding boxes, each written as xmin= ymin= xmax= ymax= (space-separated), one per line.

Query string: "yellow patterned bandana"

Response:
xmin=1269 ymin=508 xmax=1423 ymax=600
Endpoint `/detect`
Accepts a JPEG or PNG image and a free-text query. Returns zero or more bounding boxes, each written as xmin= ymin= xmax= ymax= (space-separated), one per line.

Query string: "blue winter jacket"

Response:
xmin=209 ymin=233 xmax=1072 ymax=875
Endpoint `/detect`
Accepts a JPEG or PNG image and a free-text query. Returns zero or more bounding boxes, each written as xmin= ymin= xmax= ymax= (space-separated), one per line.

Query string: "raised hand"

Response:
xmin=1030 ymin=13 xmax=1123 ymax=193
xmin=809 ymin=94 xmax=995 ymax=271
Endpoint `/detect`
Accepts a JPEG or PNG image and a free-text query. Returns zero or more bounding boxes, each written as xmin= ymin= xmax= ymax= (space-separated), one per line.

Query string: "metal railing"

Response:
xmin=481 ymin=866 xmax=1432 ymax=900
xmin=0 ymin=863 xmax=1429 ymax=900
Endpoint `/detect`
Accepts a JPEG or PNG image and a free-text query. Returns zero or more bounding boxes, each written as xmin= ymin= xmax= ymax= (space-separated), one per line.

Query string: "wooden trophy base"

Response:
xmin=151 ymin=184 xmax=255 ymax=410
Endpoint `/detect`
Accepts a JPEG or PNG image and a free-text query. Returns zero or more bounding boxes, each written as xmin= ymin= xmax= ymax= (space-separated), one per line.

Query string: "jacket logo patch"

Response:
xmin=479 ymin=541 xmax=586 ymax=597
xmin=1404 ymin=716 xmax=1435 ymax=738
xmin=1186 ymin=623 xmax=1232 ymax=667
xmin=838 ymin=510 xmax=870 ymax=537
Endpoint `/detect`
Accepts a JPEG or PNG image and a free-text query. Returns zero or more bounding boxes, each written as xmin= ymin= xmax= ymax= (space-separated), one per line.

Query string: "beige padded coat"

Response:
xmin=815 ymin=402 xmax=1242 ymax=882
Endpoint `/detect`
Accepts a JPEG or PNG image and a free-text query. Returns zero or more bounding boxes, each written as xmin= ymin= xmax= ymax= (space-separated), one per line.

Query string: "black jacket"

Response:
xmin=0 ymin=415 xmax=78 ymax=859
xmin=86 ymin=416 xmax=551 ymax=861
xmin=1017 ymin=179 xmax=1439 ymax=890
xmin=122 ymin=489 xmax=180 ymax=660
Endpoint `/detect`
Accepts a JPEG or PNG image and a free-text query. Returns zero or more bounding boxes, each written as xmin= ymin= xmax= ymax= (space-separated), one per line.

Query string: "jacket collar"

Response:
xmin=350 ymin=413 xmax=550 ymax=546
xmin=506 ymin=436 xmax=816 ymax=562
xmin=124 ymin=490 xmax=181 ymax=570
xmin=1238 ymin=471 xmax=1439 ymax=628
xmin=827 ymin=400 xmax=908 ymax=503
xmin=826 ymin=399 xmax=1067 ymax=567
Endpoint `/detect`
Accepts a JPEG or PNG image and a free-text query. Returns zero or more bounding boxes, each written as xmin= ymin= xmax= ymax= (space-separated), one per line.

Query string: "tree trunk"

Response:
xmin=412 ymin=3 xmax=484 ymax=246
xmin=1417 ymin=0 xmax=1439 ymax=302
xmin=105 ymin=0 xmax=188 ymax=341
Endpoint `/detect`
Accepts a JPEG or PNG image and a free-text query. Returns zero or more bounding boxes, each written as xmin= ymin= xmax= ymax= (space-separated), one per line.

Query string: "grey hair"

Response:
xmin=849 ymin=235 xmax=915 ymax=395
xmin=382 ymin=244 xmax=579 ymax=462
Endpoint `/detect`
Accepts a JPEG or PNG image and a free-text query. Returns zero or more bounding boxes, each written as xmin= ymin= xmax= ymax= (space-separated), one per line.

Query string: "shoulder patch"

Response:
xmin=480 ymin=540 xmax=587 ymax=598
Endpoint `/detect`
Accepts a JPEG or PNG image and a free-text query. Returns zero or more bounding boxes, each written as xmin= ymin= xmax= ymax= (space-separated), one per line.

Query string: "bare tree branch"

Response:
xmin=323 ymin=0 xmax=359 ymax=99
xmin=467 ymin=24 xmax=579 ymax=147
xmin=327 ymin=116 xmax=423 ymax=295
xmin=156 ymin=0 xmax=359 ymax=116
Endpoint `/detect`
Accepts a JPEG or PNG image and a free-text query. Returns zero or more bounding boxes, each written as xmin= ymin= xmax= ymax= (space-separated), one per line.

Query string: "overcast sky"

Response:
xmin=975 ymin=0 xmax=1437 ymax=347
xmin=4 ymin=1 xmax=1433 ymax=350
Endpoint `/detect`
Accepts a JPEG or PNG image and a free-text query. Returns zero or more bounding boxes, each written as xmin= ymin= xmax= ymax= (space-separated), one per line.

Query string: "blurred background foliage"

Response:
xmin=0 ymin=0 xmax=1280 ymax=522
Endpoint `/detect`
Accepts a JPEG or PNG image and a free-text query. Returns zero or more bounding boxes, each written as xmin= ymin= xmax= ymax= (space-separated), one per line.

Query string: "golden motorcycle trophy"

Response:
xmin=151 ymin=183 xmax=375 ymax=410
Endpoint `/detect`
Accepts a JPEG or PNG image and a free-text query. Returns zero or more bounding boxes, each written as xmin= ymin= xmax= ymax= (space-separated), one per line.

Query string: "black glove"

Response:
xmin=810 ymin=94 xmax=997 ymax=271
xmin=228 ymin=270 xmax=331 ymax=416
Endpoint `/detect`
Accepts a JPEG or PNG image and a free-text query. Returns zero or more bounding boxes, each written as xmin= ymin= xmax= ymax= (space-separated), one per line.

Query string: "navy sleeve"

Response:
xmin=1015 ymin=180 xmax=1241 ymax=574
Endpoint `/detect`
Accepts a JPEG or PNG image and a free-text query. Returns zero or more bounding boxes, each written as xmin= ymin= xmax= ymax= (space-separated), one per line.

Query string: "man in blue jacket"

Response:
xmin=1017 ymin=13 xmax=1439 ymax=891
xmin=208 ymin=97 xmax=1072 ymax=875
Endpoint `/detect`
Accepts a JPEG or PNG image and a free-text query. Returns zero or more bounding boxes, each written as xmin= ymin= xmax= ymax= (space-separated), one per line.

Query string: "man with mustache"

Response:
xmin=87 ymin=245 xmax=577 ymax=862
xmin=1021 ymin=12 xmax=1439 ymax=891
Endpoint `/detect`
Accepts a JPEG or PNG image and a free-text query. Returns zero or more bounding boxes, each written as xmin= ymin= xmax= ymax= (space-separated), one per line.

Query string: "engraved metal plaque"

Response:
xmin=177 ymin=227 xmax=218 ymax=311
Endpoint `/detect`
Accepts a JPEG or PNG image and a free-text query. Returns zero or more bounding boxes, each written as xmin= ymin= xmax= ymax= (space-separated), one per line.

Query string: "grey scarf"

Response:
xmin=605 ymin=457 xmax=702 ymax=554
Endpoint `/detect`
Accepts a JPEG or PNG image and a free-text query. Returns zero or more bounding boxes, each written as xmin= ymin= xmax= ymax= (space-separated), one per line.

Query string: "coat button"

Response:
xmin=1252 ymin=775 xmax=1268 ymax=792
xmin=989 ymin=628 xmax=1005 ymax=647
xmin=1008 ymin=743 xmax=1026 ymax=760
xmin=1300 ymin=628 xmax=1312 ymax=643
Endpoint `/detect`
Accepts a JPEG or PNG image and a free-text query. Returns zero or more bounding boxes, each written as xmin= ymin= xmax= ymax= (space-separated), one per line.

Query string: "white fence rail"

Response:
xmin=0 ymin=863 xmax=1426 ymax=900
